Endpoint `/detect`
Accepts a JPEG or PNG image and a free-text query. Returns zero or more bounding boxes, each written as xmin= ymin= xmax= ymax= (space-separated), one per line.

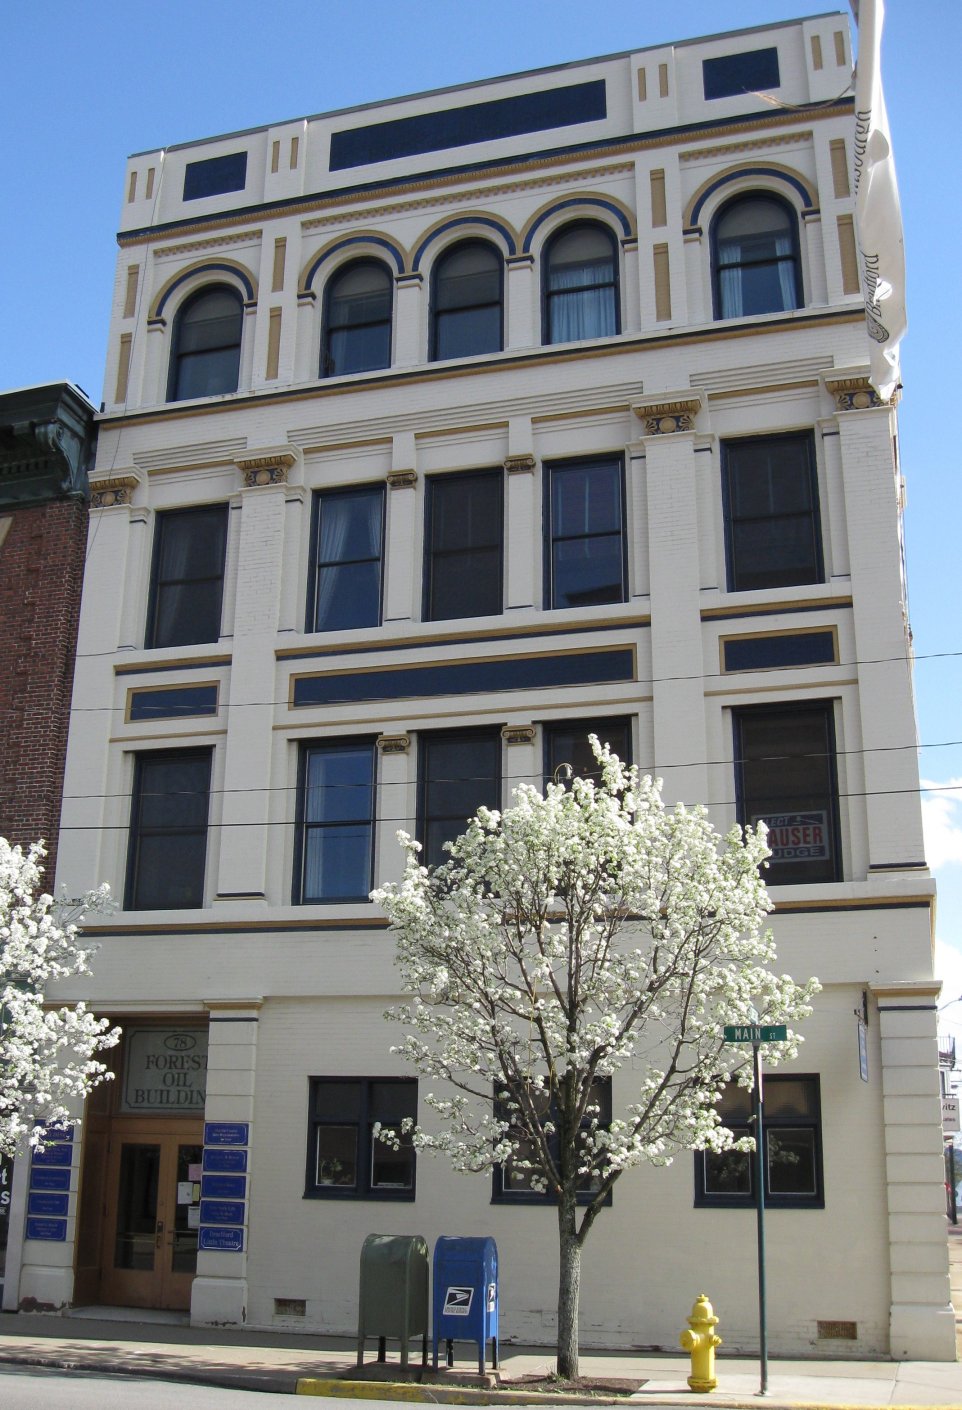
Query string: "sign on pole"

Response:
xmin=723 ymin=1024 xmax=787 ymax=1044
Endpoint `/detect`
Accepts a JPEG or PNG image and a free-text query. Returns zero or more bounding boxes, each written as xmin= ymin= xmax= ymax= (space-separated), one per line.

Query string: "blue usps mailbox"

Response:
xmin=432 ymin=1236 xmax=499 ymax=1375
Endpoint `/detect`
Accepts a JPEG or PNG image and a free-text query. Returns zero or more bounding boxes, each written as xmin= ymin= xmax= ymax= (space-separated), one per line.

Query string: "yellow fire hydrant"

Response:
xmin=679 ymin=1293 xmax=722 ymax=1392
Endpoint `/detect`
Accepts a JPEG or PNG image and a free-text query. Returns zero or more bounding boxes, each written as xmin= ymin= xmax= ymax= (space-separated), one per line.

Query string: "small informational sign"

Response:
xmin=858 ymin=1018 xmax=869 ymax=1083
xmin=202 ymin=1174 xmax=246 ymax=1200
xmin=199 ymin=1226 xmax=244 ymax=1252
xmin=203 ymin=1146 xmax=248 ymax=1173
xmin=122 ymin=1028 xmax=208 ymax=1114
xmin=443 ymin=1286 xmax=474 ymax=1316
xmin=188 ymin=1205 xmax=201 ymax=1229
xmin=28 ymin=1166 xmax=70 ymax=1193
xmin=177 ymin=1181 xmax=194 ymax=1205
xmin=188 ymin=1163 xmax=202 ymax=1181
xmin=30 ymin=1142 xmax=72 ymax=1168
xmin=25 ymin=1217 xmax=67 ymax=1242
xmin=27 ymin=1193 xmax=69 ymax=1218
xmin=724 ymin=1024 xmax=788 ymax=1043
xmin=942 ymin=1097 xmax=960 ymax=1135
xmin=199 ymin=1199 xmax=246 ymax=1227
xmin=203 ymin=1122 xmax=249 ymax=1147
xmin=487 ymin=1283 xmax=496 ymax=1312
xmin=756 ymin=812 xmax=830 ymax=865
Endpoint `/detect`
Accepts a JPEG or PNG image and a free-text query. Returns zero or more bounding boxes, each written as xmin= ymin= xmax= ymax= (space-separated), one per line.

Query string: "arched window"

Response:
xmin=712 ymin=195 xmax=801 ymax=320
xmin=168 ymin=286 xmax=243 ymax=402
xmin=321 ymin=259 xmax=393 ymax=377
xmin=543 ymin=222 xmax=619 ymax=344
xmin=431 ymin=240 xmax=503 ymax=361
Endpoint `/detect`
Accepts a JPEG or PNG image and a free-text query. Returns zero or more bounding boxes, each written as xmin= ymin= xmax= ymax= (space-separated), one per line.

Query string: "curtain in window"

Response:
xmin=548 ymin=264 xmax=617 ymax=341
xmin=313 ymin=490 xmax=383 ymax=632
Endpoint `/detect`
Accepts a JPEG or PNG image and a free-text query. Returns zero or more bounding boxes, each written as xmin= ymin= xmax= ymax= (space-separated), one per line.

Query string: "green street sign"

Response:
xmin=724 ymin=1024 xmax=788 ymax=1043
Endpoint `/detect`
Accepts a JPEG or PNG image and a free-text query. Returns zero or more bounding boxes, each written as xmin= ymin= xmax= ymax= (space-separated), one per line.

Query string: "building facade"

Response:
xmin=6 ymin=14 xmax=953 ymax=1360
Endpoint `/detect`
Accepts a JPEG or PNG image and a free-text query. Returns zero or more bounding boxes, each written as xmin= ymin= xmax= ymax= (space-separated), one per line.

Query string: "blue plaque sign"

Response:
xmin=199 ymin=1226 xmax=244 ymax=1252
xmin=30 ymin=1167 xmax=71 ymax=1192
xmin=201 ymin=1174 xmax=246 ymax=1200
xmin=204 ymin=1122 xmax=249 ymax=1146
xmin=31 ymin=1143 xmax=72 ymax=1167
xmin=28 ymin=1192 xmax=69 ymax=1217
xmin=203 ymin=1147 xmax=247 ymax=1173
xmin=200 ymin=1198 xmax=246 ymax=1226
xmin=38 ymin=1125 xmax=74 ymax=1142
xmin=25 ymin=1216 xmax=67 ymax=1242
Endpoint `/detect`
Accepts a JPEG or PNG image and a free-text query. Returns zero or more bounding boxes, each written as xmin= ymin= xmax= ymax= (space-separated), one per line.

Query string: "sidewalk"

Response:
xmin=0 ymin=1228 xmax=958 ymax=1406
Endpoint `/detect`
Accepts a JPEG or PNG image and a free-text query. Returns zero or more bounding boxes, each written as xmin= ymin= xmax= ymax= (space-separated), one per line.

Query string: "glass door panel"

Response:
xmin=170 ymin=1143 xmax=202 ymax=1275
xmin=113 ymin=1143 xmax=160 ymax=1271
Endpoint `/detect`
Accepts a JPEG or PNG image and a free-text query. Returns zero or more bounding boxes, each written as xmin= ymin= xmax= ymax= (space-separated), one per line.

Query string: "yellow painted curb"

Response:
xmin=293 ymin=1380 xmax=623 ymax=1404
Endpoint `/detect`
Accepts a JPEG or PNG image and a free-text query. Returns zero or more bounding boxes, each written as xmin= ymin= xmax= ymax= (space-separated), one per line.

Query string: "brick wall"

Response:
xmin=0 ymin=497 xmax=88 ymax=880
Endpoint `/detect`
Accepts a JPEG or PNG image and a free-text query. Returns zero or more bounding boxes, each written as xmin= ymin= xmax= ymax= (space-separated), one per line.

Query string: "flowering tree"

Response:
xmin=373 ymin=740 xmax=818 ymax=1380
xmin=0 ymin=838 xmax=120 ymax=1158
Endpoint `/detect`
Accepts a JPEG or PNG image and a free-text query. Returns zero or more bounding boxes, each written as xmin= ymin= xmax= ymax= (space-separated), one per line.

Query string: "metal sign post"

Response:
xmin=724 ymin=1023 xmax=786 ymax=1398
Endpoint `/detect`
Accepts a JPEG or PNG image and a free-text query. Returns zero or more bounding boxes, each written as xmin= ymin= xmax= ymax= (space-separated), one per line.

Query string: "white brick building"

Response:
xmin=4 ymin=13 xmax=953 ymax=1361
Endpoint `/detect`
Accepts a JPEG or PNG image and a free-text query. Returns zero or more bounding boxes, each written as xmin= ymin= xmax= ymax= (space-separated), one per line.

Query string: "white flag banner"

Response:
xmin=852 ymin=0 xmax=906 ymax=402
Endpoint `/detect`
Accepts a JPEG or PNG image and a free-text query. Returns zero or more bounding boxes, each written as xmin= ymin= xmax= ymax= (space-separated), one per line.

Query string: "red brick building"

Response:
xmin=0 ymin=383 xmax=95 ymax=878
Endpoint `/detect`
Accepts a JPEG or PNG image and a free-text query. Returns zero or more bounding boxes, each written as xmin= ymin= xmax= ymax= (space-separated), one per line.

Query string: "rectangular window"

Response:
xmin=546 ymin=457 xmax=626 ymax=610
xmin=294 ymin=741 xmax=376 ymax=903
xmin=703 ymin=48 xmax=780 ymax=101
xmin=543 ymin=718 xmax=631 ymax=787
xmin=127 ymin=684 xmax=219 ymax=722
xmin=306 ymin=1078 xmax=416 ymax=1199
xmin=126 ymin=750 xmax=212 ymax=910
xmin=183 ymin=152 xmax=248 ymax=201
xmin=425 ymin=470 xmax=503 ymax=621
xmin=493 ymin=1079 xmax=612 ymax=1204
xmin=734 ymin=702 xmax=840 ymax=885
xmin=418 ymin=729 xmax=501 ymax=869
xmin=309 ymin=486 xmax=385 ymax=633
xmin=722 ymin=434 xmax=823 ymax=593
xmin=695 ymin=1075 xmax=823 ymax=1208
xmin=722 ymin=631 xmax=836 ymax=674
xmin=146 ymin=505 xmax=229 ymax=649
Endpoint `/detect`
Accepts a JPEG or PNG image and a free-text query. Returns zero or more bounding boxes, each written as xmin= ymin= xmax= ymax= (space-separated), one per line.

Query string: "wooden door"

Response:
xmin=99 ymin=1120 xmax=203 ymax=1310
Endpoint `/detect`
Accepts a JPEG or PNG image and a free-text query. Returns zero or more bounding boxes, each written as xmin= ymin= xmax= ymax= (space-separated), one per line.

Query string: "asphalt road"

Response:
xmin=0 ymin=1365 xmax=301 ymax=1408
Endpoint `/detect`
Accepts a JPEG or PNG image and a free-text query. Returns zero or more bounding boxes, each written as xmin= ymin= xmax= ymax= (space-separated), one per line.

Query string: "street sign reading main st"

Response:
xmin=724 ymin=1024 xmax=788 ymax=1043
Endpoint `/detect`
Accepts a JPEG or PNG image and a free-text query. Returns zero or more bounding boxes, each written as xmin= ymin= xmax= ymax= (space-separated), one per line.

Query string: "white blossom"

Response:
xmin=0 ymin=839 xmax=120 ymax=1156
xmin=372 ymin=737 xmax=818 ymax=1376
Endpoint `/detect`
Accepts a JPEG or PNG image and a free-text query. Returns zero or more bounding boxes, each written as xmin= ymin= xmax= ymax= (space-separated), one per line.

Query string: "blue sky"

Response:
xmin=4 ymin=3 xmax=960 ymax=1035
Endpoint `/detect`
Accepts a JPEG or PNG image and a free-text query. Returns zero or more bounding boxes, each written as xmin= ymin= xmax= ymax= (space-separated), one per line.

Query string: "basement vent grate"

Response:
xmin=274 ymin=1298 xmax=306 ymax=1318
xmin=817 ymin=1320 xmax=857 ymax=1340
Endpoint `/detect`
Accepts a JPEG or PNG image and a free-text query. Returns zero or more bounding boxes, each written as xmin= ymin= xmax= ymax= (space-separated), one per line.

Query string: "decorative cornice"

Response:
xmin=502 ymin=725 xmax=536 ymax=745
xmin=506 ymin=254 xmax=535 ymax=268
xmin=154 ymin=229 xmax=263 ymax=259
xmin=504 ymin=453 xmax=536 ymax=474
xmin=395 ymin=272 xmax=424 ymax=286
xmin=680 ymin=130 xmax=814 ymax=162
xmin=822 ymin=372 xmax=884 ymax=412
xmin=89 ymin=472 xmax=142 ymax=508
xmin=237 ymin=449 xmax=298 ymax=487
xmin=632 ymin=393 xmax=703 ymax=434
xmin=377 ymin=733 xmax=410 ymax=754
xmin=387 ymin=468 xmax=417 ymax=489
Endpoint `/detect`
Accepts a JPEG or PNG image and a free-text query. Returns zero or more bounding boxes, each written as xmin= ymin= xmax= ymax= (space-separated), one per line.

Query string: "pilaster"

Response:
xmin=384 ymin=432 xmax=418 ymax=622
xmin=635 ymin=394 xmax=708 ymax=803
xmin=871 ymin=983 xmax=956 ymax=1360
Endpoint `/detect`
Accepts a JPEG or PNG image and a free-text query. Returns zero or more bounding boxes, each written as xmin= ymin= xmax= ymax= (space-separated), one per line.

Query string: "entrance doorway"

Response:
xmin=98 ymin=1119 xmax=203 ymax=1310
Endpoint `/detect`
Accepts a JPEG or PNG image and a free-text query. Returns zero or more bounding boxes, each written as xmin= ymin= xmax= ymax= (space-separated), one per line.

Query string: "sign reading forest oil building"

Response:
xmin=121 ymin=1027 xmax=208 ymax=1113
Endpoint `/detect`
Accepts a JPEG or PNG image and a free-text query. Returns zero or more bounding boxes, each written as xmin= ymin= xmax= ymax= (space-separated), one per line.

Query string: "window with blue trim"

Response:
xmin=309 ymin=486 xmax=385 ymax=633
xmin=321 ymin=260 xmax=393 ymax=377
xmin=723 ymin=433 xmax=822 ymax=592
xmin=493 ymin=1078 xmax=612 ymax=1205
xmin=418 ymin=729 xmax=501 ymax=869
xmin=295 ymin=740 xmax=376 ymax=904
xmin=306 ymin=1078 xmax=416 ymax=1199
xmin=431 ymin=241 xmax=503 ymax=361
xmin=695 ymin=1076 xmax=823 ymax=1208
xmin=425 ymin=470 xmax=503 ymax=621
xmin=712 ymin=195 xmax=801 ymax=320
xmin=545 ymin=457 xmax=627 ymax=609
xmin=544 ymin=222 xmax=619 ymax=344
xmin=168 ymin=286 xmax=243 ymax=402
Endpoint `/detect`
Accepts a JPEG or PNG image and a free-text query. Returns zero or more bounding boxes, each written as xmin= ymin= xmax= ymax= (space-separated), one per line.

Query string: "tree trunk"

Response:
xmin=556 ymin=1192 xmax=581 ymax=1379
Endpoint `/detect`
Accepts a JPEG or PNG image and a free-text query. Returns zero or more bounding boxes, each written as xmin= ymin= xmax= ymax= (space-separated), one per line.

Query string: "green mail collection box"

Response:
xmin=356 ymin=1233 xmax=430 ymax=1369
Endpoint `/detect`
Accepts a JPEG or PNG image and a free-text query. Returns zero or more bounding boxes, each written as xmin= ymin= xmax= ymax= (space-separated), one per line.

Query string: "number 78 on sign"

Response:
xmin=723 ymin=1024 xmax=788 ymax=1043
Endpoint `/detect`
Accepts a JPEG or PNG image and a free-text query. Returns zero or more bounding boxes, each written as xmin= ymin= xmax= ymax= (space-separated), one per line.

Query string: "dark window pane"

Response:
xmin=315 ymin=1127 xmax=357 ymax=1188
xmin=114 ymin=1144 xmax=160 ymax=1270
xmin=704 ymin=1146 xmax=751 ymax=1196
xmin=426 ymin=471 xmax=502 ymax=621
xmin=545 ymin=720 xmax=631 ymax=785
xmin=724 ymin=434 xmax=822 ymax=593
xmin=703 ymin=47 xmax=780 ymax=100
xmin=735 ymin=704 xmax=839 ymax=885
xmin=323 ymin=262 xmax=392 ymax=377
xmin=313 ymin=1082 xmax=362 ymax=1120
xmin=127 ymin=752 xmax=211 ymax=910
xmin=298 ymin=743 xmax=375 ymax=903
xmin=371 ymin=1131 xmax=415 ymax=1189
xmin=169 ymin=289 xmax=242 ymax=402
xmin=432 ymin=243 xmax=502 ymax=360
xmin=420 ymin=731 xmax=500 ymax=868
xmin=149 ymin=506 xmax=228 ymax=649
xmin=311 ymin=487 xmax=384 ymax=633
xmin=548 ymin=460 xmax=625 ymax=610
xmin=183 ymin=152 xmax=247 ymax=200
xmin=767 ymin=1129 xmax=817 ymax=1195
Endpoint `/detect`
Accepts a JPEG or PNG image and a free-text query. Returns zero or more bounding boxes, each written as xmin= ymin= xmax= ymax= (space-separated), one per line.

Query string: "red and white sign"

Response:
xmin=756 ymin=812 xmax=830 ymax=864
